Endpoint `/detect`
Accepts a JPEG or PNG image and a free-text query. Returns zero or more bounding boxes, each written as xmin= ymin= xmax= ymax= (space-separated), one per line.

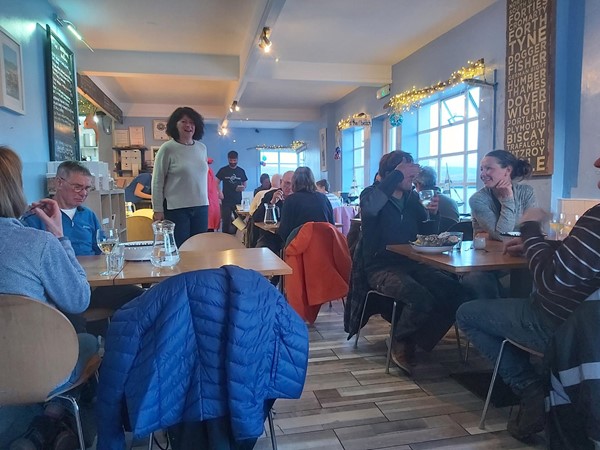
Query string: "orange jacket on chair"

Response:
xmin=284 ymin=222 xmax=352 ymax=324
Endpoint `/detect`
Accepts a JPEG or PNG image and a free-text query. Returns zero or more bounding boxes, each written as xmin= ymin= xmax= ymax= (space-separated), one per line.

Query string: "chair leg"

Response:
xmin=147 ymin=432 xmax=154 ymax=450
xmin=454 ymin=323 xmax=464 ymax=362
xmin=354 ymin=293 xmax=371 ymax=349
xmin=268 ymin=409 xmax=277 ymax=450
xmin=56 ymin=395 xmax=85 ymax=450
xmin=385 ymin=300 xmax=398 ymax=374
xmin=479 ymin=339 xmax=508 ymax=430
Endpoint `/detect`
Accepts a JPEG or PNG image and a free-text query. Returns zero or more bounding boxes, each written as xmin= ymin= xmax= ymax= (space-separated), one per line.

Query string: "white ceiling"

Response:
xmin=49 ymin=0 xmax=498 ymax=128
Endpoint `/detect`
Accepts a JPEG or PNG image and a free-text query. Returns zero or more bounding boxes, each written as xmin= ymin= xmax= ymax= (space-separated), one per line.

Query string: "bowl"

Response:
xmin=124 ymin=240 xmax=153 ymax=261
xmin=410 ymin=244 xmax=455 ymax=254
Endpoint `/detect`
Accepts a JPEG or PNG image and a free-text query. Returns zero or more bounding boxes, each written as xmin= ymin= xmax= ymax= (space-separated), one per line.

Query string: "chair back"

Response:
xmin=131 ymin=208 xmax=154 ymax=220
xmin=447 ymin=220 xmax=474 ymax=241
xmin=180 ymin=232 xmax=245 ymax=252
xmin=126 ymin=215 xmax=154 ymax=241
xmin=0 ymin=295 xmax=78 ymax=405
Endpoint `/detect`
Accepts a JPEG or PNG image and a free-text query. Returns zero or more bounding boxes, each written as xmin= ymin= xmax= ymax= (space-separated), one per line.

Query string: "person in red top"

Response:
xmin=206 ymin=158 xmax=220 ymax=231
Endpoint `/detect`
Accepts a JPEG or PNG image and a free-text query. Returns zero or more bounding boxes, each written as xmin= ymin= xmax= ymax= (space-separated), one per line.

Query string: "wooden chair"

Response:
xmin=479 ymin=338 xmax=544 ymax=429
xmin=180 ymin=232 xmax=245 ymax=252
xmin=131 ymin=208 xmax=154 ymax=220
xmin=126 ymin=215 xmax=154 ymax=241
xmin=0 ymin=294 xmax=101 ymax=450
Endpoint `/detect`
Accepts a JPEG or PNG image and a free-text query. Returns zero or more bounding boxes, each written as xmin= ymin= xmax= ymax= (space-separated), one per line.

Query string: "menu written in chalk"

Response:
xmin=45 ymin=26 xmax=80 ymax=161
xmin=504 ymin=0 xmax=555 ymax=176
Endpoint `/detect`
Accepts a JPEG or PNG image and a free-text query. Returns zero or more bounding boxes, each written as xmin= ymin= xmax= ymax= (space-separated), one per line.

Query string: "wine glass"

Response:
xmin=549 ymin=213 xmax=563 ymax=240
xmin=96 ymin=226 xmax=120 ymax=275
xmin=419 ymin=189 xmax=435 ymax=222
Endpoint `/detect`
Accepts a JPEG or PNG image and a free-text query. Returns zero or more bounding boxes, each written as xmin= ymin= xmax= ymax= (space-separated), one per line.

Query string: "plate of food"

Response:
xmin=410 ymin=232 xmax=462 ymax=254
xmin=124 ymin=240 xmax=153 ymax=261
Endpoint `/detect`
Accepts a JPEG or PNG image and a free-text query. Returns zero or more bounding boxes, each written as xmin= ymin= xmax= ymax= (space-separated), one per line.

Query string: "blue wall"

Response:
xmin=0 ymin=0 xmax=77 ymax=203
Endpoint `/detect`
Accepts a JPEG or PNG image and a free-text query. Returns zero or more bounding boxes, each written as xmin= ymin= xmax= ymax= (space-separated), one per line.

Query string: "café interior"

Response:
xmin=1 ymin=0 xmax=599 ymax=449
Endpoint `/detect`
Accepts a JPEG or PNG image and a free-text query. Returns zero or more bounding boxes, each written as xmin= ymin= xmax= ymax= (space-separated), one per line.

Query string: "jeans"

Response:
xmin=165 ymin=205 xmax=209 ymax=247
xmin=367 ymin=263 xmax=468 ymax=350
xmin=456 ymin=297 xmax=561 ymax=393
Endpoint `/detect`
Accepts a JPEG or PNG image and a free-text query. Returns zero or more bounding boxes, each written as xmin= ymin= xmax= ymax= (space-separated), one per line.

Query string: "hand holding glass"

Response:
xmin=419 ymin=190 xmax=435 ymax=222
xmin=97 ymin=226 xmax=120 ymax=275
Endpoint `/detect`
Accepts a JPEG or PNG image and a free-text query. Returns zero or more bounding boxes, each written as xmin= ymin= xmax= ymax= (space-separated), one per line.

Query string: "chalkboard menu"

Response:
xmin=45 ymin=26 xmax=79 ymax=161
xmin=504 ymin=0 xmax=555 ymax=176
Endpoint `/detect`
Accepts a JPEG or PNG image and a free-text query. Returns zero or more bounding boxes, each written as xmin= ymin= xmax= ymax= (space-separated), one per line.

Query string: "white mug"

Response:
xmin=473 ymin=236 xmax=487 ymax=250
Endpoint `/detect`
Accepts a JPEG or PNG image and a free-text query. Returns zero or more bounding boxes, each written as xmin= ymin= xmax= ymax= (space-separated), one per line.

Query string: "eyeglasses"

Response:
xmin=59 ymin=176 xmax=93 ymax=193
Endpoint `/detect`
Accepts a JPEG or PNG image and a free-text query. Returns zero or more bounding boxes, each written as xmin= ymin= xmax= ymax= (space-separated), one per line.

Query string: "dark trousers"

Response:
xmin=164 ymin=205 xmax=209 ymax=247
xmin=220 ymin=204 xmax=237 ymax=235
xmin=367 ymin=263 xmax=469 ymax=351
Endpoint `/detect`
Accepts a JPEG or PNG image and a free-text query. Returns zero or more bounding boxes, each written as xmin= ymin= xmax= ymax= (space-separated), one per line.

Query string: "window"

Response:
xmin=342 ymin=127 xmax=365 ymax=192
xmin=406 ymin=87 xmax=480 ymax=214
xmin=259 ymin=149 xmax=305 ymax=179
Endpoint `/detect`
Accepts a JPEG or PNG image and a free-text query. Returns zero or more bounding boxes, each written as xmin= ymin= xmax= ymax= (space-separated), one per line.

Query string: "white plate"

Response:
xmin=410 ymin=244 xmax=455 ymax=254
xmin=124 ymin=240 xmax=153 ymax=261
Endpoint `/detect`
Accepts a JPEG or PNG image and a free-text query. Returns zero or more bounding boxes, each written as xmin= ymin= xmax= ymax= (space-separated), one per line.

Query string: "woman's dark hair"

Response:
xmin=378 ymin=150 xmax=414 ymax=179
xmin=260 ymin=173 xmax=270 ymax=183
xmin=486 ymin=149 xmax=532 ymax=180
xmin=166 ymin=107 xmax=204 ymax=140
xmin=292 ymin=167 xmax=317 ymax=193
xmin=316 ymin=179 xmax=330 ymax=192
xmin=0 ymin=146 xmax=27 ymax=218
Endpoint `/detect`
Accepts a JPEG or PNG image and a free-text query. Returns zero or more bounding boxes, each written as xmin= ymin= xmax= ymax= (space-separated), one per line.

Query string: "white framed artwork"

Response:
xmin=0 ymin=27 xmax=25 ymax=114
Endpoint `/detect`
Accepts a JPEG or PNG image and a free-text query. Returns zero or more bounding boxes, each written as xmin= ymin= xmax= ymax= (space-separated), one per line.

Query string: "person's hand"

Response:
xmin=427 ymin=194 xmax=440 ymax=215
xmin=271 ymin=189 xmax=284 ymax=204
xmin=503 ymin=237 xmax=524 ymax=256
xmin=394 ymin=161 xmax=420 ymax=183
xmin=218 ymin=191 xmax=224 ymax=200
xmin=235 ymin=185 xmax=244 ymax=192
xmin=31 ymin=198 xmax=63 ymax=238
xmin=153 ymin=212 xmax=164 ymax=221
xmin=494 ymin=176 xmax=513 ymax=199
xmin=520 ymin=208 xmax=551 ymax=224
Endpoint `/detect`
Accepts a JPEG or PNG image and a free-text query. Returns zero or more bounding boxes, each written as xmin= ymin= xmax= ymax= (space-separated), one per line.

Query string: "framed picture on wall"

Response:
xmin=153 ymin=119 xmax=169 ymax=140
xmin=0 ymin=27 xmax=25 ymax=115
xmin=319 ymin=128 xmax=327 ymax=172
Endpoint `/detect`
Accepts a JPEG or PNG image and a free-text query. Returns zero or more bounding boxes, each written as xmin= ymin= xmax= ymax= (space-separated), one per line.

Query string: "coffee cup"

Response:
xmin=473 ymin=236 xmax=487 ymax=250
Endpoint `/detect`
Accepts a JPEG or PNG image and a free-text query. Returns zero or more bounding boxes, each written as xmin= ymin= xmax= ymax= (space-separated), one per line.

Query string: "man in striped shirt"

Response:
xmin=456 ymin=156 xmax=600 ymax=441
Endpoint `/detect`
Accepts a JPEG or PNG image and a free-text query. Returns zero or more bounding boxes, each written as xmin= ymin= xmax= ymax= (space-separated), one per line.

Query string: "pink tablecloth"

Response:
xmin=333 ymin=206 xmax=357 ymax=236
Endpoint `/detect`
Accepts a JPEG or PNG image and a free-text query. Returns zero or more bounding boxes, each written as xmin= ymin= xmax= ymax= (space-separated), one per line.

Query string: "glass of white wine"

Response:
xmin=549 ymin=213 xmax=563 ymax=240
xmin=419 ymin=189 xmax=435 ymax=222
xmin=97 ymin=226 xmax=120 ymax=275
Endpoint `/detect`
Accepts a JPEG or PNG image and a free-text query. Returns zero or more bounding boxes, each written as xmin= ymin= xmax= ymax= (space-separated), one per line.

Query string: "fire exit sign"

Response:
xmin=376 ymin=84 xmax=391 ymax=99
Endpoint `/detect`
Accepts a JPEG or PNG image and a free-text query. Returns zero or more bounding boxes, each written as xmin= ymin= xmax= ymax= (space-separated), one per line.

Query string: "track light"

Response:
xmin=229 ymin=101 xmax=240 ymax=113
xmin=258 ymin=27 xmax=272 ymax=53
xmin=218 ymin=126 xmax=228 ymax=136
xmin=54 ymin=15 xmax=94 ymax=52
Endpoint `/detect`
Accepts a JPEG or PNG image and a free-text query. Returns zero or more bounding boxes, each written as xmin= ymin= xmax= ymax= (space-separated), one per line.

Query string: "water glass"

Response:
xmin=109 ymin=243 xmax=125 ymax=273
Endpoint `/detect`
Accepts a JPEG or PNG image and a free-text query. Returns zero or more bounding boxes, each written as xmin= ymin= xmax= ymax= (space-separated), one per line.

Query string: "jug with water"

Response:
xmin=150 ymin=220 xmax=180 ymax=268
xmin=263 ymin=203 xmax=279 ymax=224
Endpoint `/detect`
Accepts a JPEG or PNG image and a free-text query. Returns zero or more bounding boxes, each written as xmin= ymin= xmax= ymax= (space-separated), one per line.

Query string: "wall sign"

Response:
xmin=45 ymin=26 xmax=79 ymax=161
xmin=504 ymin=0 xmax=555 ymax=175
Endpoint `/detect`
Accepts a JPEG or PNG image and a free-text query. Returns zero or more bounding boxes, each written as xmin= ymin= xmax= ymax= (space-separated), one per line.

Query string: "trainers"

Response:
xmin=390 ymin=339 xmax=417 ymax=376
xmin=507 ymin=382 xmax=546 ymax=441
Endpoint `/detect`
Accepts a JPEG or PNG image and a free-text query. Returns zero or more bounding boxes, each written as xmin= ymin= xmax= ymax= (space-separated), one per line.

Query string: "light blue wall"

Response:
xmin=0 ymin=0 xmax=76 ymax=203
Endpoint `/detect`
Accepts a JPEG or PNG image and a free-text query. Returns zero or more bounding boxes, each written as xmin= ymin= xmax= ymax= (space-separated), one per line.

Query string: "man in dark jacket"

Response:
xmin=358 ymin=151 xmax=468 ymax=375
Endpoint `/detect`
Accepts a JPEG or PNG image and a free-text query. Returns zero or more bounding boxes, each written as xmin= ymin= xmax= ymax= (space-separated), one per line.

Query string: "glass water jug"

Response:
xmin=263 ymin=203 xmax=279 ymax=224
xmin=150 ymin=220 xmax=180 ymax=268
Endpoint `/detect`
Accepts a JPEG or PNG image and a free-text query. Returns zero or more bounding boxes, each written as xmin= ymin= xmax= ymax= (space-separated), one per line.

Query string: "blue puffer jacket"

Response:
xmin=95 ymin=266 xmax=309 ymax=450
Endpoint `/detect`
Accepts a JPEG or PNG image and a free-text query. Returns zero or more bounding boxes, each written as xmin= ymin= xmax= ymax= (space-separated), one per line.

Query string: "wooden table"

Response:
xmin=114 ymin=247 xmax=291 ymax=285
xmin=80 ymin=248 xmax=292 ymax=287
xmin=386 ymin=240 xmax=531 ymax=296
xmin=254 ymin=222 xmax=279 ymax=234
xmin=235 ymin=208 xmax=251 ymax=218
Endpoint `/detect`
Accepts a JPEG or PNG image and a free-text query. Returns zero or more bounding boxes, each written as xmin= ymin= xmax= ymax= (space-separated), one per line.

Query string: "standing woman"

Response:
xmin=470 ymin=149 xmax=536 ymax=241
xmin=152 ymin=107 xmax=209 ymax=246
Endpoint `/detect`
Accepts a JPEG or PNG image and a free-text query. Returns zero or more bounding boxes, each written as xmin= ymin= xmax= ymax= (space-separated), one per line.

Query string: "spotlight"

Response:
xmin=258 ymin=27 xmax=272 ymax=53
xmin=54 ymin=14 xmax=94 ymax=52
xmin=218 ymin=127 xmax=228 ymax=136
xmin=229 ymin=100 xmax=240 ymax=113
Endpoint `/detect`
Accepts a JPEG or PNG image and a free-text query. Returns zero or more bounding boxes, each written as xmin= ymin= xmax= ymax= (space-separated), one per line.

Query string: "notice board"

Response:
xmin=504 ymin=0 xmax=555 ymax=175
xmin=45 ymin=26 xmax=79 ymax=161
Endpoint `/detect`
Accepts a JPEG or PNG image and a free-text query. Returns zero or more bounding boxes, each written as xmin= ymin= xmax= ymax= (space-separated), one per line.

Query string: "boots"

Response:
xmin=507 ymin=382 xmax=546 ymax=440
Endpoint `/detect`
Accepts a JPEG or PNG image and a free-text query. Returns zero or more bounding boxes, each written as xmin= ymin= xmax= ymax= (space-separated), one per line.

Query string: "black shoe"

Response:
xmin=10 ymin=415 xmax=60 ymax=450
xmin=507 ymin=382 xmax=545 ymax=441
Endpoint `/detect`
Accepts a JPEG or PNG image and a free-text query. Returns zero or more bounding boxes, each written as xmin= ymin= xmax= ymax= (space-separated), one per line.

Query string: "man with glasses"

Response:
xmin=23 ymin=161 xmax=143 ymax=332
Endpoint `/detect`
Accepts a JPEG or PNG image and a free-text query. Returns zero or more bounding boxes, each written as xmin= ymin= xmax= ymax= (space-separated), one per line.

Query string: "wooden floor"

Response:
xmin=131 ymin=300 xmax=545 ymax=450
